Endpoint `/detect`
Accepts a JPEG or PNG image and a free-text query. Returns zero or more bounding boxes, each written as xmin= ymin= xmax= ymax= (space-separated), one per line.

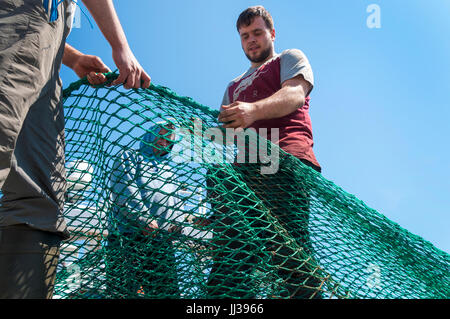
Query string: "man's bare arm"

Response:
xmin=62 ymin=43 xmax=83 ymax=69
xmin=218 ymin=75 xmax=311 ymax=129
xmin=81 ymin=0 xmax=151 ymax=89
xmin=253 ymin=75 xmax=311 ymax=120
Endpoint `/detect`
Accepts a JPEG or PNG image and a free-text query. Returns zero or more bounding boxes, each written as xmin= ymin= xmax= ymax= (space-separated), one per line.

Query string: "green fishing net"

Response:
xmin=55 ymin=73 xmax=449 ymax=299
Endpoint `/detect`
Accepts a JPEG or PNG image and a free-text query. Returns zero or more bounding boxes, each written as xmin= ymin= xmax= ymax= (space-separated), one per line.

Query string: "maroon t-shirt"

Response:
xmin=224 ymin=49 xmax=321 ymax=170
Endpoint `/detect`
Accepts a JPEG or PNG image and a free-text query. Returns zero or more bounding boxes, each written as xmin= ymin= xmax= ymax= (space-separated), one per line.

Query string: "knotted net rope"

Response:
xmin=55 ymin=73 xmax=449 ymax=299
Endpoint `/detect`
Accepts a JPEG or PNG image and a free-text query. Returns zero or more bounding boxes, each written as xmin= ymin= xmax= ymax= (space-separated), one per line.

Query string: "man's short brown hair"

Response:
xmin=236 ymin=6 xmax=274 ymax=32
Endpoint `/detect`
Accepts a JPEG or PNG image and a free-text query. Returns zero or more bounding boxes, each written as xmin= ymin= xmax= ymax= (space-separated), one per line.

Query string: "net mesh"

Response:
xmin=55 ymin=73 xmax=450 ymax=299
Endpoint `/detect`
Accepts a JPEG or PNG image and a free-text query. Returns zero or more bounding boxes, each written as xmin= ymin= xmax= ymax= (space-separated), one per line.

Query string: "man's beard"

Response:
xmin=245 ymin=46 xmax=273 ymax=64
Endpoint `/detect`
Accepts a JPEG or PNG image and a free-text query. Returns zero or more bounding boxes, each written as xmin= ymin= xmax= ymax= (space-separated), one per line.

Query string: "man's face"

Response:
xmin=239 ymin=16 xmax=275 ymax=65
xmin=152 ymin=126 xmax=175 ymax=157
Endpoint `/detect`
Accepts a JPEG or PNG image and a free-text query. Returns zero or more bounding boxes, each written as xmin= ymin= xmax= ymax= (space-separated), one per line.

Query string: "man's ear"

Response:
xmin=271 ymin=28 xmax=276 ymax=41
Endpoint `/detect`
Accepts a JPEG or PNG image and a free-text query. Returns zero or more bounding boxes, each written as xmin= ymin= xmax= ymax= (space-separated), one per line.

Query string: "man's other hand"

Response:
xmin=72 ymin=54 xmax=111 ymax=85
xmin=143 ymin=220 xmax=159 ymax=237
xmin=111 ymin=47 xmax=151 ymax=89
xmin=218 ymin=101 xmax=259 ymax=130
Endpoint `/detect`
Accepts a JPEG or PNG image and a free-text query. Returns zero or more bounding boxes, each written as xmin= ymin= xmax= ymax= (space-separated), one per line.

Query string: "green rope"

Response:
xmin=56 ymin=75 xmax=450 ymax=299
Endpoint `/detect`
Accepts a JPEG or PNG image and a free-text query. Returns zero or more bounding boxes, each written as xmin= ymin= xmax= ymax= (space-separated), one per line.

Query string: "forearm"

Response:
xmin=81 ymin=0 xmax=129 ymax=51
xmin=62 ymin=43 xmax=83 ymax=69
xmin=253 ymin=85 xmax=305 ymax=121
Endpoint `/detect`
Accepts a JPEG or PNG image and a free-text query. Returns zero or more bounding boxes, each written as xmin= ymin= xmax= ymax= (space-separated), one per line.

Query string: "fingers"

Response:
xmin=122 ymin=67 xmax=138 ymax=89
xmin=218 ymin=104 xmax=240 ymax=128
xmin=218 ymin=113 xmax=237 ymax=124
xmin=220 ymin=102 xmax=238 ymax=111
xmin=132 ymin=69 xmax=141 ymax=89
xmin=111 ymin=65 xmax=136 ymax=88
xmin=141 ymin=71 xmax=151 ymax=88
xmin=218 ymin=109 xmax=236 ymax=120
xmin=111 ymin=71 xmax=128 ymax=87
xmin=142 ymin=220 xmax=159 ymax=237
xmin=93 ymin=56 xmax=111 ymax=73
xmin=218 ymin=101 xmax=256 ymax=130
xmin=111 ymin=67 xmax=151 ymax=89
xmin=87 ymin=71 xmax=107 ymax=85
xmin=218 ymin=105 xmax=238 ymax=122
xmin=123 ymin=71 xmax=135 ymax=89
xmin=149 ymin=220 xmax=159 ymax=229
xmin=222 ymin=121 xmax=243 ymax=129
xmin=111 ymin=47 xmax=151 ymax=89
xmin=220 ymin=113 xmax=246 ymax=129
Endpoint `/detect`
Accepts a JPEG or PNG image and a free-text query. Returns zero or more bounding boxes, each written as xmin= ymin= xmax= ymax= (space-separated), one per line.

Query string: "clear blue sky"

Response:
xmin=61 ymin=0 xmax=450 ymax=253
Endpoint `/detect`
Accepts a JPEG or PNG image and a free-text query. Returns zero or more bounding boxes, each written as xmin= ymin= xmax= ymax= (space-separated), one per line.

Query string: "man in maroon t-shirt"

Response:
xmin=217 ymin=7 xmax=320 ymax=172
xmin=205 ymin=6 xmax=323 ymax=298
